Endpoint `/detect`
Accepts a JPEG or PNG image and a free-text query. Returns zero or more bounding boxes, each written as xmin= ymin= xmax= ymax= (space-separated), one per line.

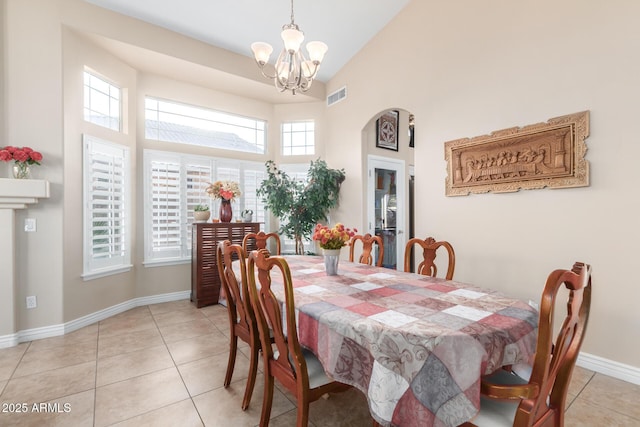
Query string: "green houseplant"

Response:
xmin=257 ymin=159 xmax=346 ymax=255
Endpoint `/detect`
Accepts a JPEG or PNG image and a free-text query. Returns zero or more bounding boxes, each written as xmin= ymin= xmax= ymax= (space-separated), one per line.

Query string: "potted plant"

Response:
xmin=205 ymin=180 xmax=241 ymax=222
xmin=313 ymin=223 xmax=357 ymax=275
xmin=257 ymin=159 xmax=345 ymax=255
xmin=0 ymin=145 xmax=43 ymax=179
xmin=193 ymin=204 xmax=211 ymax=222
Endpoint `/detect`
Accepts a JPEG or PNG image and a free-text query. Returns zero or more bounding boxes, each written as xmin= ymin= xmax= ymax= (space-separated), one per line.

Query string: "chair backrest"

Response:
xmin=404 ymin=237 xmax=456 ymax=280
xmin=349 ymin=233 xmax=384 ymax=266
xmin=243 ymin=231 xmax=281 ymax=255
xmin=216 ymin=240 xmax=254 ymax=339
xmin=514 ymin=261 xmax=592 ymax=426
xmin=246 ymin=249 xmax=310 ymax=391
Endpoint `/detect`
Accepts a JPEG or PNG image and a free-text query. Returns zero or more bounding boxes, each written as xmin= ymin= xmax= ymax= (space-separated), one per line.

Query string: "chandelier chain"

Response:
xmin=290 ymin=0 xmax=295 ymax=24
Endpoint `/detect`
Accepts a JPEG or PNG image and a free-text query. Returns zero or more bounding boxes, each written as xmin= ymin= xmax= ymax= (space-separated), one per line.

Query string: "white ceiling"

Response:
xmin=83 ymin=0 xmax=411 ymax=83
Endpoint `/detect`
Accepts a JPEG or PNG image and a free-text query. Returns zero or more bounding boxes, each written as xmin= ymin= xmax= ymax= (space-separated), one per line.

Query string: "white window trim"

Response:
xmin=281 ymin=120 xmax=315 ymax=156
xmin=83 ymin=69 xmax=122 ymax=132
xmin=145 ymin=96 xmax=266 ymax=154
xmin=82 ymin=134 xmax=132 ymax=280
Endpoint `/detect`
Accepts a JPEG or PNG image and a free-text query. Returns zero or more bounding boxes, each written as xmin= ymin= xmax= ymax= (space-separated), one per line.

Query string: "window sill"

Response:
xmin=143 ymin=259 xmax=190 ymax=268
xmin=82 ymin=264 xmax=133 ymax=281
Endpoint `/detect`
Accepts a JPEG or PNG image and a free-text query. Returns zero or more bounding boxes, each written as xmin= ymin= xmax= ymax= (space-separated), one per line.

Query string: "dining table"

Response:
xmin=255 ymin=255 xmax=538 ymax=427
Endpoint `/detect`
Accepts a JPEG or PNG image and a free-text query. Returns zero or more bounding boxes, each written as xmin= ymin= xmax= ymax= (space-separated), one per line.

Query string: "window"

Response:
xmin=145 ymin=97 xmax=266 ymax=154
xmin=83 ymin=70 xmax=121 ymax=131
xmin=282 ymin=121 xmax=315 ymax=156
xmin=83 ymin=135 xmax=131 ymax=279
xmin=144 ymin=150 xmax=267 ymax=265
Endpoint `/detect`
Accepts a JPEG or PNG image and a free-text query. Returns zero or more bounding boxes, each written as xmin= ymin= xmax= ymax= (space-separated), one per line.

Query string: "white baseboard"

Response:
xmin=577 ymin=352 xmax=640 ymax=386
xmin=1 ymin=293 xmax=639 ymax=387
xmin=0 ymin=290 xmax=191 ymax=349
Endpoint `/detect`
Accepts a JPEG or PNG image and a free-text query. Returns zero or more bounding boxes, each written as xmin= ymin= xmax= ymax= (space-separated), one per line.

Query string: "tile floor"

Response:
xmin=0 ymin=300 xmax=638 ymax=426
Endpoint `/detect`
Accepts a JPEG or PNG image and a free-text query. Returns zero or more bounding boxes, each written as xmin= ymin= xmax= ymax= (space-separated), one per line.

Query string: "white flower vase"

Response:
xmin=323 ymin=249 xmax=341 ymax=276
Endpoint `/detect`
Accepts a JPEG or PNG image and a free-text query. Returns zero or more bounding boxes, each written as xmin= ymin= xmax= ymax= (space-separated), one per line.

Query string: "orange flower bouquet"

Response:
xmin=313 ymin=223 xmax=357 ymax=250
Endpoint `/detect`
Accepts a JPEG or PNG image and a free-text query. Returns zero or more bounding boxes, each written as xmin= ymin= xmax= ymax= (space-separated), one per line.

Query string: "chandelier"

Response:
xmin=251 ymin=0 xmax=328 ymax=95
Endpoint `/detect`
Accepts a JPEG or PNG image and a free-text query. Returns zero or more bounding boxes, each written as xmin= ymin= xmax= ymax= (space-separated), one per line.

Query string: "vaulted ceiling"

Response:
xmin=84 ymin=0 xmax=411 ymax=83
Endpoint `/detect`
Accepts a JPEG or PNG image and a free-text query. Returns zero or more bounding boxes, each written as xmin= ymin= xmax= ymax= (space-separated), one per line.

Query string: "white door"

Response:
xmin=367 ymin=156 xmax=406 ymax=269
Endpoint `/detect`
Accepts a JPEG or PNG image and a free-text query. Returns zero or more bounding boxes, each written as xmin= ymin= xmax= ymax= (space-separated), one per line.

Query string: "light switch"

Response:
xmin=24 ymin=218 xmax=37 ymax=232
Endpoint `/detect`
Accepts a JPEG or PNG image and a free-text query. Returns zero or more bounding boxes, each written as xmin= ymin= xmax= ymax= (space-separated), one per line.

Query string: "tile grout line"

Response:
xmin=154 ymin=303 xmax=208 ymax=427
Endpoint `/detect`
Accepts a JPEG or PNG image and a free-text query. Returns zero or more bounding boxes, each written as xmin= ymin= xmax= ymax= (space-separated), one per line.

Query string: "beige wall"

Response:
xmin=4 ymin=0 xmax=639 ymax=373
xmin=3 ymin=0 xmax=328 ymax=334
xmin=326 ymin=0 xmax=640 ymax=368
xmin=5 ymin=0 xmax=65 ymax=332
xmin=62 ymin=27 xmax=139 ymax=322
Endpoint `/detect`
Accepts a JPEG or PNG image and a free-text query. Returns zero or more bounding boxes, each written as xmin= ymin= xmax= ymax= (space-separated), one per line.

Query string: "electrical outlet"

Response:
xmin=26 ymin=296 xmax=37 ymax=309
xmin=528 ymin=299 xmax=539 ymax=311
xmin=24 ymin=218 xmax=37 ymax=232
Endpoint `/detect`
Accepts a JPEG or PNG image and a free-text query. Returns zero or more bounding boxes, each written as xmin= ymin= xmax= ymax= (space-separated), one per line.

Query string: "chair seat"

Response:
xmin=274 ymin=348 xmax=335 ymax=390
xmin=471 ymin=369 xmax=528 ymax=427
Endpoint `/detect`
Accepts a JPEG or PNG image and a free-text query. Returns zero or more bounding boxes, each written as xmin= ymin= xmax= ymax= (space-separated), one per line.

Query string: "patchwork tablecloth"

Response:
xmin=267 ymin=256 xmax=538 ymax=427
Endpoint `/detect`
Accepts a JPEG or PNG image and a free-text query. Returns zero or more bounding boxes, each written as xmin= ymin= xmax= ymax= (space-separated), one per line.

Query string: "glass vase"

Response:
xmin=12 ymin=163 xmax=31 ymax=179
xmin=323 ymin=249 xmax=341 ymax=276
xmin=219 ymin=198 xmax=232 ymax=222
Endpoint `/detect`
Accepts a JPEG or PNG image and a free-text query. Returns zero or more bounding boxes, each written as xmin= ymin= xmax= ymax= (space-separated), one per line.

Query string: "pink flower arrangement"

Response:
xmin=313 ymin=223 xmax=357 ymax=250
xmin=0 ymin=146 xmax=43 ymax=165
xmin=205 ymin=180 xmax=241 ymax=202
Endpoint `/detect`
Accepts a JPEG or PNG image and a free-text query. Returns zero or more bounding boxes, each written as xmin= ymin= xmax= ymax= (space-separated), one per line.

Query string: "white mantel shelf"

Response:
xmin=0 ymin=178 xmax=50 ymax=209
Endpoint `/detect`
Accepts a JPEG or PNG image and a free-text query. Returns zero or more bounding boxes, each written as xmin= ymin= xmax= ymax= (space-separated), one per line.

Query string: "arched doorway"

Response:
xmin=361 ymin=108 xmax=415 ymax=269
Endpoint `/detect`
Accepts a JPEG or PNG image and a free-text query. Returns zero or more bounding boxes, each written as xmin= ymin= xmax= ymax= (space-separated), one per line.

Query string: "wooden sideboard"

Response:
xmin=191 ymin=222 xmax=260 ymax=308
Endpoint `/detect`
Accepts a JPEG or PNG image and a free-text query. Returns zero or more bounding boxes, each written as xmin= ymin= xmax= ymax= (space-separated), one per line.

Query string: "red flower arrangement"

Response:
xmin=205 ymin=180 xmax=241 ymax=202
xmin=0 ymin=146 xmax=43 ymax=165
xmin=313 ymin=223 xmax=357 ymax=250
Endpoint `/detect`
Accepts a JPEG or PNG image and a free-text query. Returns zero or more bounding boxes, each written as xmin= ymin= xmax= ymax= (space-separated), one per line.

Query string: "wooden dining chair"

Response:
xmin=242 ymin=231 xmax=281 ymax=255
xmin=247 ymin=249 xmax=350 ymax=427
xmin=216 ymin=240 xmax=266 ymax=410
xmin=403 ymin=236 xmax=456 ymax=280
xmin=461 ymin=261 xmax=592 ymax=427
xmin=349 ymin=233 xmax=384 ymax=266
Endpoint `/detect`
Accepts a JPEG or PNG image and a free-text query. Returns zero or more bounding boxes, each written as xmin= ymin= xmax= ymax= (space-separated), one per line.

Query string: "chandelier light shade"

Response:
xmin=251 ymin=0 xmax=328 ymax=94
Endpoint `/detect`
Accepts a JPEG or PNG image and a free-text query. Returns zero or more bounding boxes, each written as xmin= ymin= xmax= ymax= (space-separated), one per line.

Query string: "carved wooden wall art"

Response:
xmin=445 ymin=111 xmax=589 ymax=196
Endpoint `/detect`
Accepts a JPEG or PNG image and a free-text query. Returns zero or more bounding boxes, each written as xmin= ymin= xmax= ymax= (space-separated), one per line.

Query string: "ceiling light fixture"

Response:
xmin=251 ymin=0 xmax=328 ymax=95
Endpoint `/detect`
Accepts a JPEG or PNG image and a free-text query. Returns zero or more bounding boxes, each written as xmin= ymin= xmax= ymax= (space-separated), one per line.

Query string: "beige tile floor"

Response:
xmin=0 ymin=300 xmax=638 ymax=426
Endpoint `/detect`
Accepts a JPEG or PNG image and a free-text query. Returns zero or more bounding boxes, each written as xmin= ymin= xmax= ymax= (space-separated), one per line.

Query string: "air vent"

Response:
xmin=327 ymin=86 xmax=347 ymax=106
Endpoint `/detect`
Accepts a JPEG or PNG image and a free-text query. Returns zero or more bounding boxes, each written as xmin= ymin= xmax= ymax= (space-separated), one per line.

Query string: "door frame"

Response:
xmin=367 ymin=155 xmax=406 ymax=269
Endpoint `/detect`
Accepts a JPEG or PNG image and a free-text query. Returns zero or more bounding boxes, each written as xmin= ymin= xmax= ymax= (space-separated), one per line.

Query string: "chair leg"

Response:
xmin=224 ymin=334 xmax=238 ymax=387
xmin=241 ymin=344 xmax=259 ymax=410
xmin=260 ymin=372 xmax=274 ymax=427
xmin=296 ymin=398 xmax=310 ymax=427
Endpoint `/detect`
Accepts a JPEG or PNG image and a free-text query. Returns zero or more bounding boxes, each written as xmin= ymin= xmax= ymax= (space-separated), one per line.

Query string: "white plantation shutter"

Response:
xmin=149 ymin=159 xmax=183 ymax=259
xmin=185 ymin=161 xmax=213 ymax=249
xmin=143 ymin=150 xmax=267 ymax=265
xmin=83 ymin=135 xmax=131 ymax=278
xmin=243 ymin=168 xmax=266 ymax=227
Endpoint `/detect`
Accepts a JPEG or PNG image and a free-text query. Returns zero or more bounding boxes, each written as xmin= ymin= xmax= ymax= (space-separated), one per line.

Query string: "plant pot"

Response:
xmin=194 ymin=210 xmax=211 ymax=223
xmin=322 ymin=248 xmax=341 ymax=276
